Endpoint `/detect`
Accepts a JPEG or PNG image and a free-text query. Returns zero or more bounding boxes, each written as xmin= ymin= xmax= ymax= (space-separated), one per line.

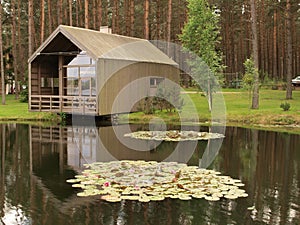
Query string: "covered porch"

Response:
xmin=29 ymin=33 xmax=97 ymax=115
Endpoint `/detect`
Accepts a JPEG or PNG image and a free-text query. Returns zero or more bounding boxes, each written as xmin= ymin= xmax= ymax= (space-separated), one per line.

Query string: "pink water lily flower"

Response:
xmin=104 ymin=181 xmax=110 ymax=187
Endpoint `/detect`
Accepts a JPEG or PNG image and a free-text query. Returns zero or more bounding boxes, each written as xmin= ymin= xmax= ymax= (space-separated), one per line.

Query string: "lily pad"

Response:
xmin=179 ymin=194 xmax=192 ymax=200
xmin=68 ymin=160 xmax=247 ymax=203
xmin=224 ymin=194 xmax=238 ymax=200
xmin=124 ymin=130 xmax=224 ymax=141
xmin=66 ymin=179 xmax=80 ymax=183
xmin=205 ymin=195 xmax=220 ymax=201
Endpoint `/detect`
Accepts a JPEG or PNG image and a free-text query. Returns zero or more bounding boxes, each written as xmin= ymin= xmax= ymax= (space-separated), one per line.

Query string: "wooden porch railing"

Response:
xmin=30 ymin=95 xmax=97 ymax=115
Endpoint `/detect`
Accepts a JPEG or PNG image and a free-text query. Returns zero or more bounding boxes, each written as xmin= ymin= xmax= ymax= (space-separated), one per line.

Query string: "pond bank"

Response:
xmin=124 ymin=112 xmax=300 ymax=134
xmin=1 ymin=90 xmax=300 ymax=133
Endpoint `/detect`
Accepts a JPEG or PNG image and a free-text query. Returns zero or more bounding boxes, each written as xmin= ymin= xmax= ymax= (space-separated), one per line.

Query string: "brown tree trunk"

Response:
xmin=69 ymin=0 xmax=73 ymax=26
xmin=97 ymin=0 xmax=102 ymax=30
xmin=156 ymin=0 xmax=161 ymax=40
xmin=85 ymin=0 xmax=89 ymax=28
xmin=112 ymin=0 xmax=120 ymax=34
xmin=273 ymin=9 xmax=278 ymax=79
xmin=0 ymin=2 xmax=5 ymax=104
xmin=144 ymin=0 xmax=149 ymax=39
xmin=47 ymin=0 xmax=53 ymax=33
xmin=28 ymin=0 xmax=34 ymax=57
xmin=125 ymin=0 xmax=130 ymax=35
xmin=259 ymin=0 xmax=266 ymax=73
xmin=11 ymin=0 xmax=19 ymax=99
xmin=79 ymin=0 xmax=83 ymax=27
xmin=58 ymin=0 xmax=63 ymax=25
xmin=40 ymin=0 xmax=45 ymax=43
xmin=285 ymin=0 xmax=293 ymax=99
xmin=250 ymin=0 xmax=259 ymax=109
xmin=92 ymin=0 xmax=96 ymax=29
xmin=17 ymin=0 xmax=24 ymax=82
xmin=76 ymin=0 xmax=79 ymax=26
xmin=130 ymin=0 xmax=134 ymax=36
xmin=167 ymin=0 xmax=172 ymax=43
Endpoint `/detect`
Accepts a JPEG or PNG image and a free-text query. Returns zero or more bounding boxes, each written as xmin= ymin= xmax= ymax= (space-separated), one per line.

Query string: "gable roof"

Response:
xmin=29 ymin=25 xmax=177 ymax=66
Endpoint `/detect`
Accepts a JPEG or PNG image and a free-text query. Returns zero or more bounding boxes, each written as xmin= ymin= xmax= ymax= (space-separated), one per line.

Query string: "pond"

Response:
xmin=0 ymin=123 xmax=299 ymax=225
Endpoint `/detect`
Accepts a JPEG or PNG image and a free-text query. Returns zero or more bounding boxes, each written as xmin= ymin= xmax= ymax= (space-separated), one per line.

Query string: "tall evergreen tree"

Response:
xmin=285 ymin=0 xmax=293 ymax=99
xmin=250 ymin=0 xmax=259 ymax=109
xmin=0 ymin=2 xmax=5 ymax=105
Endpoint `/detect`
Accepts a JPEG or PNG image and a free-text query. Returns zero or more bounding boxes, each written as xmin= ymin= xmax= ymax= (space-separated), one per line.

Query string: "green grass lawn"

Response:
xmin=1 ymin=90 xmax=300 ymax=130
xmin=128 ymin=88 xmax=300 ymax=128
xmin=0 ymin=94 xmax=58 ymax=122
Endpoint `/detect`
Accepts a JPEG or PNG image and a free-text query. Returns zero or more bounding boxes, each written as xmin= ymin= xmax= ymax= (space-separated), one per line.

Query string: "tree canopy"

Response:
xmin=0 ymin=0 xmax=299 ymax=99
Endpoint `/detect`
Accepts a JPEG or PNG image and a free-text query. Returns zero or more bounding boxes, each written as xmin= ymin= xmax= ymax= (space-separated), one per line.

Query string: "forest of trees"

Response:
xmin=0 ymin=0 xmax=299 ymax=97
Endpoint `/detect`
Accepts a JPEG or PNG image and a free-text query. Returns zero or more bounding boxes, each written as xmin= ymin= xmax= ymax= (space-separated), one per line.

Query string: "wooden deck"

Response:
xmin=30 ymin=95 xmax=97 ymax=115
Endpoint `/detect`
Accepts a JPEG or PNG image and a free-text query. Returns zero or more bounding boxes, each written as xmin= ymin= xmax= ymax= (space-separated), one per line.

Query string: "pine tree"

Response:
xmin=0 ymin=1 xmax=5 ymax=105
xmin=250 ymin=0 xmax=259 ymax=109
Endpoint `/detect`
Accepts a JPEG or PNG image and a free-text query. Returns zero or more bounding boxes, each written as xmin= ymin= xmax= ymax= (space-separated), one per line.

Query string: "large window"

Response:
xmin=64 ymin=52 xmax=96 ymax=96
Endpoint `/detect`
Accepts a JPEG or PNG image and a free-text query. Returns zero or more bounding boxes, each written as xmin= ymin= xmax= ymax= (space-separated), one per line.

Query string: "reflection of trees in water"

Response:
xmin=0 ymin=124 xmax=31 ymax=223
xmin=216 ymin=127 xmax=300 ymax=224
xmin=0 ymin=124 xmax=299 ymax=224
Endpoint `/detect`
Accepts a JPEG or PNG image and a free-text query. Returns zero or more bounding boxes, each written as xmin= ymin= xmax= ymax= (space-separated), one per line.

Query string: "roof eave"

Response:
xmin=59 ymin=26 xmax=98 ymax=60
xmin=28 ymin=26 xmax=62 ymax=63
xmin=28 ymin=25 xmax=98 ymax=64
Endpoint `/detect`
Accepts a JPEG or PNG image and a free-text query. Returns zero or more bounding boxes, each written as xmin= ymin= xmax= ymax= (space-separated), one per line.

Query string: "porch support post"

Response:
xmin=28 ymin=63 xmax=32 ymax=110
xmin=58 ymin=56 xmax=63 ymax=111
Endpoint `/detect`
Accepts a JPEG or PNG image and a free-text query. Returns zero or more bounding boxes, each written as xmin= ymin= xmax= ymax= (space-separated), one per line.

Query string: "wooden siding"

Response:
xmin=29 ymin=57 xmax=179 ymax=116
xmin=31 ymin=61 xmax=58 ymax=96
xmin=98 ymin=59 xmax=179 ymax=115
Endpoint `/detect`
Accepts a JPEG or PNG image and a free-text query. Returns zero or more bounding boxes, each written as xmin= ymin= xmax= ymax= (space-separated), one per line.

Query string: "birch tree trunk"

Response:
xmin=250 ymin=0 xmax=259 ymax=109
xmin=285 ymin=0 xmax=293 ymax=99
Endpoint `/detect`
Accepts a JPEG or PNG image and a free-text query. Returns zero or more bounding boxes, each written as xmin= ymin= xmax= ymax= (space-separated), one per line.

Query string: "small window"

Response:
xmin=41 ymin=77 xmax=59 ymax=88
xmin=150 ymin=77 xmax=164 ymax=87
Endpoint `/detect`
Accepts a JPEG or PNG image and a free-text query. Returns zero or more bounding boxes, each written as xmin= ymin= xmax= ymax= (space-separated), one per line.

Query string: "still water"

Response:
xmin=0 ymin=123 xmax=299 ymax=225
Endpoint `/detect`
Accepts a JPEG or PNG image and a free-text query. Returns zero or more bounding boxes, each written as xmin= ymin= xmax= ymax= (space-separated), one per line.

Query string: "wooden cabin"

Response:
xmin=28 ymin=25 xmax=179 ymax=116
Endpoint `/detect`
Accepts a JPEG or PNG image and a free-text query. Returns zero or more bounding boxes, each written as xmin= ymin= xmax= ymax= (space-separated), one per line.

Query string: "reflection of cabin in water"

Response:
xmin=28 ymin=25 xmax=179 ymax=115
xmin=29 ymin=125 xmax=186 ymax=170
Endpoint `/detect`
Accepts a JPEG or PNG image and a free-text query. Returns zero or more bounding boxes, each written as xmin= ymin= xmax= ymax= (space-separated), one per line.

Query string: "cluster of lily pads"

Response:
xmin=67 ymin=160 xmax=248 ymax=203
xmin=124 ymin=130 xmax=225 ymax=141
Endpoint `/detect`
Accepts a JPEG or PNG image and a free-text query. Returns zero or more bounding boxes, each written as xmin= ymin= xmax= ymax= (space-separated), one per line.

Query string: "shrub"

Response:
xmin=280 ymin=102 xmax=291 ymax=111
xmin=19 ymin=88 xmax=28 ymax=103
